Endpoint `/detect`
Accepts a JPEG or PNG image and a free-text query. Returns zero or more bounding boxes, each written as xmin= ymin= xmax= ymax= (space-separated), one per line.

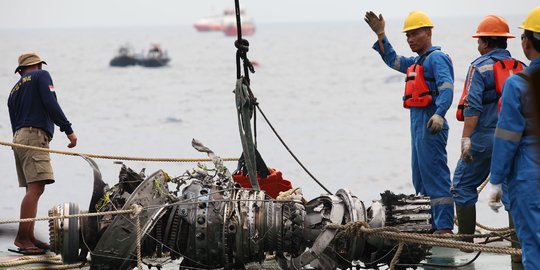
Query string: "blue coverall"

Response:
xmin=490 ymin=57 xmax=540 ymax=269
xmin=373 ymin=37 xmax=455 ymax=230
xmin=452 ymin=49 xmax=513 ymax=207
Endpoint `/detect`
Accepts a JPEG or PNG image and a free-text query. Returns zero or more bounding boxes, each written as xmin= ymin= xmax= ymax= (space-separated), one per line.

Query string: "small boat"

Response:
xmin=194 ymin=9 xmax=256 ymax=36
xmin=109 ymin=46 xmax=138 ymax=67
xmin=138 ymin=44 xmax=170 ymax=68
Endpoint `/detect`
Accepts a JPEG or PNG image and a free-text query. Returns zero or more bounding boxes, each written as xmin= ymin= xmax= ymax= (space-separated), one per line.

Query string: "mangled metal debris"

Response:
xmin=48 ymin=140 xmax=432 ymax=269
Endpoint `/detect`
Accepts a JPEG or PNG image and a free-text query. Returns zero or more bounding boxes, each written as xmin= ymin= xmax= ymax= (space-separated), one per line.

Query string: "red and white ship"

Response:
xmin=193 ymin=14 xmax=224 ymax=32
xmin=194 ymin=9 xmax=255 ymax=36
xmin=222 ymin=20 xmax=255 ymax=37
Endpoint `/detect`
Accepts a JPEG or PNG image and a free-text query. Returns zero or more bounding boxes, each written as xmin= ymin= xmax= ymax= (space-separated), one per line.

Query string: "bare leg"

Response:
xmin=14 ymin=182 xmax=45 ymax=249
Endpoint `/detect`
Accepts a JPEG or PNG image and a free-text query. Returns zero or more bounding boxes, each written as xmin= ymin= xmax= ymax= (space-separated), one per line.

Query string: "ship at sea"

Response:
xmin=138 ymin=44 xmax=170 ymax=67
xmin=110 ymin=44 xmax=170 ymax=68
xmin=193 ymin=9 xmax=255 ymax=36
xmin=109 ymin=45 xmax=139 ymax=67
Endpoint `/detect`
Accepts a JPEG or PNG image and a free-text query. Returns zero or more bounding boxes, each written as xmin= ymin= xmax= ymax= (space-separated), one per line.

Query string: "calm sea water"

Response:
xmin=0 ymin=17 xmax=527 ymax=268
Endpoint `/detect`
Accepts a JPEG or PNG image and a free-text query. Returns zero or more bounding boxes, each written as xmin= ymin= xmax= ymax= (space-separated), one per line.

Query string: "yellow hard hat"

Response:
xmin=520 ymin=6 xmax=540 ymax=33
xmin=402 ymin=11 xmax=434 ymax=32
xmin=473 ymin=15 xmax=514 ymax=38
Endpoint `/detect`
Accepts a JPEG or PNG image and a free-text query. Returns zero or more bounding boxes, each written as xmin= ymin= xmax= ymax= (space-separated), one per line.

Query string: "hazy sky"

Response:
xmin=0 ymin=0 xmax=538 ymax=29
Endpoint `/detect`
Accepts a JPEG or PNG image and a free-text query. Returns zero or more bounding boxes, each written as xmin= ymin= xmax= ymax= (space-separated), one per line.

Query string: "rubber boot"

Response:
xmin=456 ymin=205 xmax=476 ymax=252
xmin=508 ymin=212 xmax=522 ymax=263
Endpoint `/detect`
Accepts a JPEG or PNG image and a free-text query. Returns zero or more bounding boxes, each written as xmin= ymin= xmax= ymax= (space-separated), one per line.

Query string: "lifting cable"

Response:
xmin=232 ymin=0 xmax=332 ymax=194
xmin=256 ymin=105 xmax=332 ymax=194
xmin=233 ymin=0 xmax=259 ymax=190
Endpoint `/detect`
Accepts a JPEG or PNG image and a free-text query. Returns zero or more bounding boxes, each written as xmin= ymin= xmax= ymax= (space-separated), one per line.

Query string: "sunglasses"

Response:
xmin=521 ymin=34 xmax=527 ymax=40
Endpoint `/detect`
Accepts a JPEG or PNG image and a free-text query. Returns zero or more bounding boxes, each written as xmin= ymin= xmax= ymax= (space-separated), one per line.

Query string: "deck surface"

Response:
xmin=0 ymin=245 xmax=524 ymax=269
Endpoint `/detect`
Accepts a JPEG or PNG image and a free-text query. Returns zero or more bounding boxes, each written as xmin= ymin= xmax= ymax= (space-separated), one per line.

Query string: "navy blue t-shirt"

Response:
xmin=8 ymin=70 xmax=73 ymax=138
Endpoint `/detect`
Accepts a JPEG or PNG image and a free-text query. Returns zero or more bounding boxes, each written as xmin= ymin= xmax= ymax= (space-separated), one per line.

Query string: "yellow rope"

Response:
xmin=477 ymin=178 xmax=490 ymax=193
xmin=328 ymin=222 xmax=522 ymax=256
xmin=130 ymin=204 xmax=143 ymax=270
xmin=0 ymin=209 xmax=135 ymax=225
xmin=0 ymin=141 xmax=238 ymax=162
xmin=0 ymin=255 xmax=62 ymax=267
xmin=476 ymin=222 xmax=513 ymax=232
xmin=389 ymin=242 xmax=404 ymax=270
xmin=6 ymin=261 xmax=87 ymax=270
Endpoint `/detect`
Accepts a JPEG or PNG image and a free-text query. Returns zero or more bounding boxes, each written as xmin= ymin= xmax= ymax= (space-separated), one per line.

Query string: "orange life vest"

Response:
xmin=494 ymin=59 xmax=525 ymax=112
xmin=456 ymin=58 xmax=524 ymax=121
xmin=403 ymin=51 xmax=438 ymax=108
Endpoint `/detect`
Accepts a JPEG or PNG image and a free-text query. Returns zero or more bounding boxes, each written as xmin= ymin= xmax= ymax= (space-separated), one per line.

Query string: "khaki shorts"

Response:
xmin=13 ymin=127 xmax=54 ymax=187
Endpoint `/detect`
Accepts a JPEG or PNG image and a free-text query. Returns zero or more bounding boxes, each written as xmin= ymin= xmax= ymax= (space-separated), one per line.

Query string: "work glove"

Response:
xmin=426 ymin=114 xmax=444 ymax=134
xmin=487 ymin=183 xmax=502 ymax=213
xmin=460 ymin=137 xmax=473 ymax=163
xmin=364 ymin=11 xmax=385 ymax=35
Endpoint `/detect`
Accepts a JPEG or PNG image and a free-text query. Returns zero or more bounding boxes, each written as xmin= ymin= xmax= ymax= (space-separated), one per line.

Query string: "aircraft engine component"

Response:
xmin=48 ymin=202 xmax=80 ymax=264
xmin=48 ymin=162 xmax=432 ymax=269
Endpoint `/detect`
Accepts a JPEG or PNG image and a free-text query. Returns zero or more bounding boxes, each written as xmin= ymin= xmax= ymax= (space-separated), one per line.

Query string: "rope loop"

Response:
xmin=130 ymin=204 xmax=144 ymax=218
xmin=234 ymin=39 xmax=250 ymax=53
xmin=235 ymin=39 xmax=255 ymax=75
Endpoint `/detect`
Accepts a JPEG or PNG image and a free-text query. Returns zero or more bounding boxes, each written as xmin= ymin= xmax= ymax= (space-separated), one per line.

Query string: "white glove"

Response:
xmin=488 ymin=183 xmax=502 ymax=213
xmin=426 ymin=114 xmax=444 ymax=134
xmin=364 ymin=11 xmax=386 ymax=35
xmin=460 ymin=137 xmax=473 ymax=163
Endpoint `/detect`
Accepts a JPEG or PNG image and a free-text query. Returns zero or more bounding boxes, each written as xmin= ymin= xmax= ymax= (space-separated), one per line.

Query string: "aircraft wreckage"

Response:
xmin=47 ymin=140 xmax=434 ymax=270
xmin=46 ymin=2 xmax=434 ymax=268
